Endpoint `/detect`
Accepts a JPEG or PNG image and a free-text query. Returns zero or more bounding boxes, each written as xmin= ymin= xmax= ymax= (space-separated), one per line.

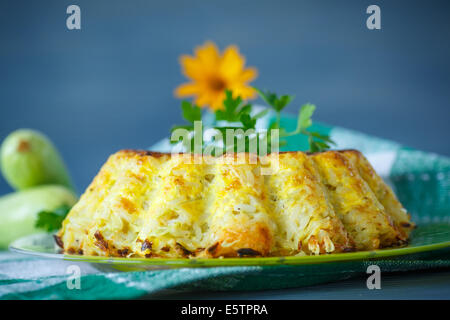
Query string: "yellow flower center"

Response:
xmin=208 ymin=77 xmax=227 ymax=92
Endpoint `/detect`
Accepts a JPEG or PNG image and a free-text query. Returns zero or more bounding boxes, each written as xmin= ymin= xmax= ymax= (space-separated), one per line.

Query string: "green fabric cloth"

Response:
xmin=2 ymin=249 xmax=450 ymax=299
xmin=1 ymin=112 xmax=450 ymax=300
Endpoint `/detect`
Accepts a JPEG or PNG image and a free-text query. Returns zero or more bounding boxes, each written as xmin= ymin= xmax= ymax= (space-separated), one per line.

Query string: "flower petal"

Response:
xmin=179 ymin=55 xmax=206 ymax=81
xmin=219 ymin=45 xmax=245 ymax=79
xmin=209 ymin=91 xmax=227 ymax=110
xmin=239 ymin=67 xmax=258 ymax=83
xmin=229 ymin=84 xmax=257 ymax=100
xmin=194 ymin=91 xmax=214 ymax=108
xmin=195 ymin=41 xmax=220 ymax=72
xmin=174 ymin=82 xmax=201 ymax=97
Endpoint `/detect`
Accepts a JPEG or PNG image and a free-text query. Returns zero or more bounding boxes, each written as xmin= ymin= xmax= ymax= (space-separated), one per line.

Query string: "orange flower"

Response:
xmin=175 ymin=42 xmax=258 ymax=111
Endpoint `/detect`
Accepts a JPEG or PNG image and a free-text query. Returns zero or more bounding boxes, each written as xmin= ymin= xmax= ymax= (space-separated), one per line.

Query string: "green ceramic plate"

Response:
xmin=9 ymin=222 xmax=450 ymax=271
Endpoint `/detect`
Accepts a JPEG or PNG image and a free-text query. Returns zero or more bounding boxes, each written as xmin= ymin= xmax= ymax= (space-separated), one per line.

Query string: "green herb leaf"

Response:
xmin=172 ymin=88 xmax=333 ymax=154
xmin=170 ymin=101 xmax=201 ymax=146
xmin=215 ymin=90 xmax=246 ymax=122
xmin=253 ymin=109 xmax=269 ymax=120
xmin=309 ymin=137 xmax=320 ymax=153
xmin=35 ymin=204 xmax=72 ymax=232
xmin=278 ymin=102 xmax=334 ymax=152
xmin=254 ymin=88 xmax=277 ymax=107
xmin=239 ymin=104 xmax=252 ymax=116
xmin=297 ymin=103 xmax=315 ymax=132
xmin=254 ymin=88 xmax=294 ymax=112
xmin=181 ymin=101 xmax=202 ymax=123
xmin=269 ymin=120 xmax=280 ymax=130
xmin=240 ymin=113 xmax=257 ymax=130
xmin=310 ymin=131 xmax=336 ymax=144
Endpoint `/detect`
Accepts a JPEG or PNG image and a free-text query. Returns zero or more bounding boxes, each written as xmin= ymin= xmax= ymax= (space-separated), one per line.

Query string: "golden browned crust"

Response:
xmin=58 ymin=149 xmax=413 ymax=258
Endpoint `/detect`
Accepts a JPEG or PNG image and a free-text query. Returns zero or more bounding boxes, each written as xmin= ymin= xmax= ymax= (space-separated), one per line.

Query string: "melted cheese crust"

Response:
xmin=58 ymin=150 xmax=414 ymax=258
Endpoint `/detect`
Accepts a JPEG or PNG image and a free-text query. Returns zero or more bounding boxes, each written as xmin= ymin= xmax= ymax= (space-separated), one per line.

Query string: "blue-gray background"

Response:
xmin=1 ymin=0 xmax=449 ymax=194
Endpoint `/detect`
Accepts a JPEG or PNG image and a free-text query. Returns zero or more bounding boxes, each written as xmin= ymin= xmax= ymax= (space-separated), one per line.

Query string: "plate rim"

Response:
xmin=9 ymin=232 xmax=450 ymax=267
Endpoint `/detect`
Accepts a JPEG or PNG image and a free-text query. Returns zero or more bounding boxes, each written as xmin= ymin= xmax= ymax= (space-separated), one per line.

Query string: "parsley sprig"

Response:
xmin=255 ymin=88 xmax=335 ymax=152
xmin=216 ymin=90 xmax=268 ymax=129
xmin=215 ymin=90 xmax=268 ymax=128
xmin=170 ymin=101 xmax=202 ymax=152
xmin=171 ymin=90 xmax=270 ymax=154
xmin=171 ymin=100 xmax=202 ymax=133
xmin=171 ymin=88 xmax=334 ymax=153
xmin=286 ymin=103 xmax=335 ymax=152
xmin=254 ymin=88 xmax=293 ymax=128
xmin=35 ymin=204 xmax=72 ymax=232
xmin=214 ymin=91 xmax=270 ymax=153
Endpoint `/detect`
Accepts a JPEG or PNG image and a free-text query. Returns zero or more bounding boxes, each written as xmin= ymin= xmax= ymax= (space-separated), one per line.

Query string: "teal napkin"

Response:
xmin=1 ymin=112 xmax=450 ymax=300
